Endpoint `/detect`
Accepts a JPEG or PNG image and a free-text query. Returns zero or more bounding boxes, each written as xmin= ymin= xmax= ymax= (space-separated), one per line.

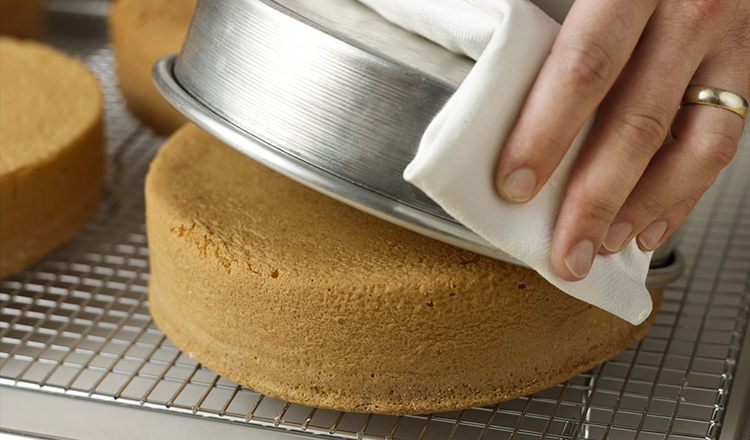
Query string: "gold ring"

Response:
xmin=681 ymin=85 xmax=748 ymax=120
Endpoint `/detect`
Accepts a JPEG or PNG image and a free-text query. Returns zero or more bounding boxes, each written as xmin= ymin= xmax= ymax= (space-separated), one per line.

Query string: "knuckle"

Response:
xmin=559 ymin=40 xmax=615 ymax=94
xmin=532 ymin=130 xmax=568 ymax=158
xmin=682 ymin=192 xmax=703 ymax=208
xmin=578 ymin=195 xmax=620 ymax=226
xmin=704 ymin=132 xmax=739 ymax=169
xmin=636 ymin=193 xmax=667 ymax=217
xmin=669 ymin=193 xmax=703 ymax=221
xmin=727 ymin=13 xmax=750 ymax=56
xmin=617 ymin=109 xmax=670 ymax=157
xmin=695 ymin=130 xmax=739 ymax=171
xmin=683 ymin=0 xmax=730 ymax=27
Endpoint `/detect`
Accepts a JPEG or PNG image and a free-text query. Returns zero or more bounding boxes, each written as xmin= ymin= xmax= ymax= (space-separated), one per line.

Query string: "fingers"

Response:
xmin=638 ymin=194 xmax=701 ymax=252
xmin=548 ymin=5 xmax=723 ymax=281
xmin=602 ymin=104 xmax=743 ymax=253
xmin=602 ymin=53 xmax=749 ymax=254
xmin=495 ymin=0 xmax=657 ymax=202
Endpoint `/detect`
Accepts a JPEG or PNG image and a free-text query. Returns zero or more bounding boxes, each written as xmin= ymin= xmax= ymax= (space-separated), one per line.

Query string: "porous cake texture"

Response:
xmin=146 ymin=124 xmax=662 ymax=414
xmin=0 ymin=37 xmax=104 ymax=277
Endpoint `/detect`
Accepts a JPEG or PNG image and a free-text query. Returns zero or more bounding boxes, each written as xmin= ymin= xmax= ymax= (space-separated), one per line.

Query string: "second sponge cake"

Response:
xmin=0 ymin=37 xmax=104 ymax=277
xmin=109 ymin=0 xmax=197 ymax=135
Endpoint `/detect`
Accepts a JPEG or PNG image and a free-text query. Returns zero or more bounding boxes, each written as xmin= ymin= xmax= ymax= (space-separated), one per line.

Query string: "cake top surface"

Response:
xmin=0 ymin=37 xmax=102 ymax=176
xmin=148 ymin=124 xmax=541 ymax=288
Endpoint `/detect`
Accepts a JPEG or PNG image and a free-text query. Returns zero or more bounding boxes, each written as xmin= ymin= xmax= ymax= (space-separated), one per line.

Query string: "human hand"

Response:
xmin=495 ymin=0 xmax=749 ymax=281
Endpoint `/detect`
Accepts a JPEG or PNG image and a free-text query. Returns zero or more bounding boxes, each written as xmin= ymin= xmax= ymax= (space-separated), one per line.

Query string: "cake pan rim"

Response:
xmin=152 ymin=56 xmax=518 ymax=263
xmin=152 ymin=56 xmax=684 ymax=288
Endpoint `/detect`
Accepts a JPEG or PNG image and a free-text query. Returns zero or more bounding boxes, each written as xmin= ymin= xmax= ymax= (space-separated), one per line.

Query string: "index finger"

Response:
xmin=495 ymin=0 xmax=657 ymax=203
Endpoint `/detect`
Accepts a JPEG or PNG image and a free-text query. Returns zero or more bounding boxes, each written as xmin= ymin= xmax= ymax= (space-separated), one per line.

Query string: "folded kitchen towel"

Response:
xmin=357 ymin=0 xmax=654 ymax=325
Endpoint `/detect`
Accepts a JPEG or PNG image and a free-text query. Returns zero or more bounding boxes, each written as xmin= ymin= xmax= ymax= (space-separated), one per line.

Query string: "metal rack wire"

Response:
xmin=1 ymin=5 xmax=749 ymax=440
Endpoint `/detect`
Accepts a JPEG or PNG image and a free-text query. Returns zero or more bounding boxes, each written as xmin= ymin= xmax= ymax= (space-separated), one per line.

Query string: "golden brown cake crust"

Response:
xmin=108 ymin=0 xmax=196 ymax=135
xmin=0 ymin=0 xmax=45 ymax=40
xmin=146 ymin=124 xmax=662 ymax=415
xmin=0 ymin=38 xmax=104 ymax=277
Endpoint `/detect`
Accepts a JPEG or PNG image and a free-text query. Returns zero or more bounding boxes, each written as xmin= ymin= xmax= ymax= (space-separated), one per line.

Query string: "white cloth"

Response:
xmin=357 ymin=0 xmax=653 ymax=324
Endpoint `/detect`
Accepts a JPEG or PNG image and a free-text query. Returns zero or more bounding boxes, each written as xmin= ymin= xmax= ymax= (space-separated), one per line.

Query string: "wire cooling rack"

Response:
xmin=1 ymin=5 xmax=749 ymax=440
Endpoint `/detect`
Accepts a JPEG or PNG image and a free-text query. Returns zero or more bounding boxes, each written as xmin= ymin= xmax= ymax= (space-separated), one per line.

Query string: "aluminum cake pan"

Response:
xmin=152 ymin=0 xmax=683 ymax=286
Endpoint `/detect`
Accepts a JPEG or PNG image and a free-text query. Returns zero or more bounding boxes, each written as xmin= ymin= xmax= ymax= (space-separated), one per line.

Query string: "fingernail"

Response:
xmin=500 ymin=168 xmax=537 ymax=202
xmin=638 ymin=221 xmax=668 ymax=251
xmin=602 ymin=222 xmax=633 ymax=252
xmin=564 ymin=240 xmax=595 ymax=279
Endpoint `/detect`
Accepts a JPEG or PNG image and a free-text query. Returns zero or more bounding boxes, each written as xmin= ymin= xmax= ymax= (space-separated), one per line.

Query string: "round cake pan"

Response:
xmin=152 ymin=0 xmax=683 ymax=286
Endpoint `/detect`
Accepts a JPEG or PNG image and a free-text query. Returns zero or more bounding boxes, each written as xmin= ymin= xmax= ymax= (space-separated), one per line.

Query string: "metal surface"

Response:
xmin=173 ymin=0 xmax=462 ymax=224
xmin=2 ymin=4 xmax=749 ymax=440
xmin=721 ymin=317 xmax=750 ymax=440
xmin=155 ymin=0 xmax=680 ymax=282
